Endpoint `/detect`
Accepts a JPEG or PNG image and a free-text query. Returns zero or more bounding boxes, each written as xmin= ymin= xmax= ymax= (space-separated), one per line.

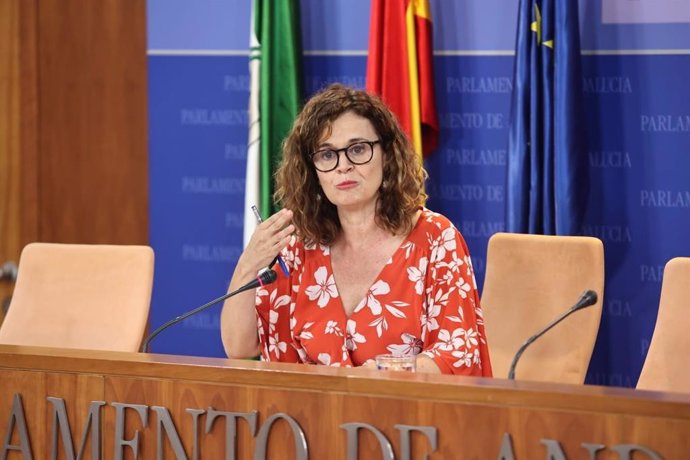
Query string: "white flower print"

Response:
xmin=407 ymin=257 xmax=428 ymax=295
xmin=452 ymin=350 xmax=474 ymax=368
xmin=282 ymin=235 xmax=301 ymax=267
xmin=438 ymin=251 xmax=464 ymax=273
xmin=446 ymin=314 xmax=464 ymax=323
xmin=368 ymin=316 xmax=389 ymax=338
xmin=423 ymin=209 xmax=442 ymax=227
xmin=427 ymin=286 xmax=452 ymax=313
xmin=436 ymin=328 xmax=466 ymax=351
xmin=269 ymin=288 xmax=290 ymax=309
xmin=268 ymin=310 xmax=279 ymax=334
xmin=387 ymin=333 xmax=423 ymax=356
xmin=256 ymin=286 xmax=269 ymax=306
xmin=268 ymin=333 xmax=287 ymax=358
xmin=430 ymin=228 xmax=457 ymax=263
xmin=346 ymin=319 xmax=366 ymax=351
xmin=256 ymin=317 xmax=266 ymax=344
xmin=354 ymin=280 xmax=390 ymax=315
xmin=305 ymin=266 xmax=338 ymax=308
xmin=456 ymin=275 xmax=472 ymax=299
xmin=385 ymin=300 xmax=410 ymax=318
xmin=464 ymin=255 xmax=478 ymax=289
xmin=298 ymin=321 xmax=315 ymax=341
xmin=400 ymin=241 xmax=415 ymax=259
xmin=325 ymin=320 xmax=342 ymax=336
xmin=474 ymin=302 xmax=485 ymax=326
xmin=473 ymin=351 xmax=482 ymax=365
xmin=440 ymin=270 xmax=454 ymax=286
xmin=341 ymin=345 xmax=350 ymax=364
xmin=421 ymin=300 xmax=441 ymax=333
xmin=293 ymin=271 xmax=303 ymax=293
xmin=465 ymin=328 xmax=479 ymax=348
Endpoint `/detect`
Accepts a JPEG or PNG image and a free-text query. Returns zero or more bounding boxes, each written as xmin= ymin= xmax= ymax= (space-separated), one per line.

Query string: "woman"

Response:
xmin=221 ymin=84 xmax=491 ymax=376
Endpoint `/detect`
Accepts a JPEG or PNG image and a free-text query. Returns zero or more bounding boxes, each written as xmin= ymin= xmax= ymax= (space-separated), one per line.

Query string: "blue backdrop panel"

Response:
xmin=147 ymin=0 xmax=251 ymax=50
xmin=148 ymin=55 xmax=249 ymax=356
xmin=582 ymin=54 xmax=690 ymax=386
xmin=303 ymin=55 xmax=367 ymax=95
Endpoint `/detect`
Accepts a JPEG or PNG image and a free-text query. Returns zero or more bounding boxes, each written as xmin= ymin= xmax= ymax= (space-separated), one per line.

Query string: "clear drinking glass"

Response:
xmin=375 ymin=354 xmax=416 ymax=372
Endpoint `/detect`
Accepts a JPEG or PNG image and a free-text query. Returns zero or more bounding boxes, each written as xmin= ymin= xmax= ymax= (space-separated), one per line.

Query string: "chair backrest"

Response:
xmin=636 ymin=257 xmax=690 ymax=393
xmin=0 ymin=243 xmax=154 ymax=352
xmin=481 ymin=233 xmax=604 ymax=384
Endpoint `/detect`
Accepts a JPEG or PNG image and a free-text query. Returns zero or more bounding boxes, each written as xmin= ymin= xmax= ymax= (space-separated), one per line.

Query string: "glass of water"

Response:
xmin=375 ymin=354 xmax=416 ymax=372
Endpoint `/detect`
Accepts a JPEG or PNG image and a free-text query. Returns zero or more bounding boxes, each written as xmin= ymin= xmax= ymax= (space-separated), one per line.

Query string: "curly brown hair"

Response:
xmin=274 ymin=83 xmax=428 ymax=246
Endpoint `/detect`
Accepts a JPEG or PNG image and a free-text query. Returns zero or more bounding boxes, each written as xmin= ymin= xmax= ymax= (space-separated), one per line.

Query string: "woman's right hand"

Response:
xmin=238 ymin=208 xmax=295 ymax=275
xmin=221 ymin=208 xmax=294 ymax=359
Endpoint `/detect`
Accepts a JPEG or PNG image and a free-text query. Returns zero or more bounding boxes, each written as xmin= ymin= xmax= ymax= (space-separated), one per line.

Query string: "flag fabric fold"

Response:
xmin=366 ymin=0 xmax=439 ymax=157
xmin=244 ymin=0 xmax=303 ymax=246
xmin=506 ymin=0 xmax=587 ymax=235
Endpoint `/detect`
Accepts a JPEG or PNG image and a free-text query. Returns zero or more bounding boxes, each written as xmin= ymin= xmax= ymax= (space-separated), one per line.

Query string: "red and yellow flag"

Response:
xmin=366 ymin=0 xmax=439 ymax=157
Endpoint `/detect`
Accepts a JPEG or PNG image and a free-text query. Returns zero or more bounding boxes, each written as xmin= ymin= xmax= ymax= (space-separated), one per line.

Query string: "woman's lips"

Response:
xmin=336 ymin=181 xmax=358 ymax=190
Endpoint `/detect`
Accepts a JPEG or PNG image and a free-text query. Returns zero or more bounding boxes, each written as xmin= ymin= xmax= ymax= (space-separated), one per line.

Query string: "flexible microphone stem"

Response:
xmin=141 ymin=269 xmax=277 ymax=353
xmin=507 ymin=290 xmax=598 ymax=380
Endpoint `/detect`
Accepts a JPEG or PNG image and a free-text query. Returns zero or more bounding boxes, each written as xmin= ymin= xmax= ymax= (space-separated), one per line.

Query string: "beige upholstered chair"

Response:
xmin=0 ymin=243 xmax=154 ymax=352
xmin=481 ymin=233 xmax=605 ymax=384
xmin=636 ymin=257 xmax=690 ymax=393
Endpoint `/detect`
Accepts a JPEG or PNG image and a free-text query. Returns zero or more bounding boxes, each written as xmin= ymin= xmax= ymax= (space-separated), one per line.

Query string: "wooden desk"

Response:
xmin=1 ymin=345 xmax=688 ymax=459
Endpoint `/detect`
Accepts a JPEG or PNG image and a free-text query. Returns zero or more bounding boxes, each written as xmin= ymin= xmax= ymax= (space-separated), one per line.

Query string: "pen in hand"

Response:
xmin=251 ymin=205 xmax=290 ymax=277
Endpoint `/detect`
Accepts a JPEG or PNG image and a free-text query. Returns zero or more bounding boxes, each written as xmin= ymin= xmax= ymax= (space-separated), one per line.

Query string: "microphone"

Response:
xmin=0 ymin=261 xmax=18 ymax=282
xmin=141 ymin=269 xmax=278 ymax=353
xmin=507 ymin=290 xmax=598 ymax=380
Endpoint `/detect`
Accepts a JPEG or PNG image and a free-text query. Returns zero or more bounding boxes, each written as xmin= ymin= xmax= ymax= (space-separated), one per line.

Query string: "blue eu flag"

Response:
xmin=506 ymin=0 xmax=587 ymax=235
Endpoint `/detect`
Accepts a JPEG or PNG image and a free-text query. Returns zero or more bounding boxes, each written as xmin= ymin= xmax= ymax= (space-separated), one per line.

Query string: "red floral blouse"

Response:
xmin=255 ymin=208 xmax=492 ymax=376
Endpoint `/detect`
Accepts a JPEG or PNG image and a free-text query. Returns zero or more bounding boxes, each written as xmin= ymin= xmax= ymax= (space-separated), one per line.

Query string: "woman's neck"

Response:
xmin=335 ymin=204 xmax=388 ymax=251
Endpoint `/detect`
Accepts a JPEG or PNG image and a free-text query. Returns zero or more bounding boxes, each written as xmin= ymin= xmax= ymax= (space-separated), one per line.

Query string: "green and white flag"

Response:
xmin=243 ymin=0 xmax=303 ymax=246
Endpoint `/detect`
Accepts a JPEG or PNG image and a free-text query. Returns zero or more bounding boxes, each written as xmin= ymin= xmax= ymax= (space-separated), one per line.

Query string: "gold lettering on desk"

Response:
xmin=0 ymin=393 xmax=667 ymax=460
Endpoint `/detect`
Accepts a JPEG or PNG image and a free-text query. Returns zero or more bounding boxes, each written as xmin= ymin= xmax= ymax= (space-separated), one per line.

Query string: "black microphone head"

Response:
xmin=574 ymin=290 xmax=598 ymax=311
xmin=259 ymin=268 xmax=278 ymax=285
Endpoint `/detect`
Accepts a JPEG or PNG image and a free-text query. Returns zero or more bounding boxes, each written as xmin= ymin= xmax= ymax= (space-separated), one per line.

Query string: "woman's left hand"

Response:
xmin=360 ymin=359 xmax=377 ymax=369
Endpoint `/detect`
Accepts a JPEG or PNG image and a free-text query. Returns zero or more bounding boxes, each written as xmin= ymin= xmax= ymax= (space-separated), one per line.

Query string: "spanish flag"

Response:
xmin=366 ymin=0 xmax=439 ymax=157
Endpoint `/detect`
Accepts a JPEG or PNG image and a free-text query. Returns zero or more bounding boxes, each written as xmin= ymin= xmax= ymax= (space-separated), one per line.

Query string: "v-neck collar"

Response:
xmin=327 ymin=208 xmax=426 ymax=321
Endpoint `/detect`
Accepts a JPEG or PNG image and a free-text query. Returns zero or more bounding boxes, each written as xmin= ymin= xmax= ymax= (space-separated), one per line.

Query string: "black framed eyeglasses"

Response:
xmin=310 ymin=140 xmax=380 ymax=173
